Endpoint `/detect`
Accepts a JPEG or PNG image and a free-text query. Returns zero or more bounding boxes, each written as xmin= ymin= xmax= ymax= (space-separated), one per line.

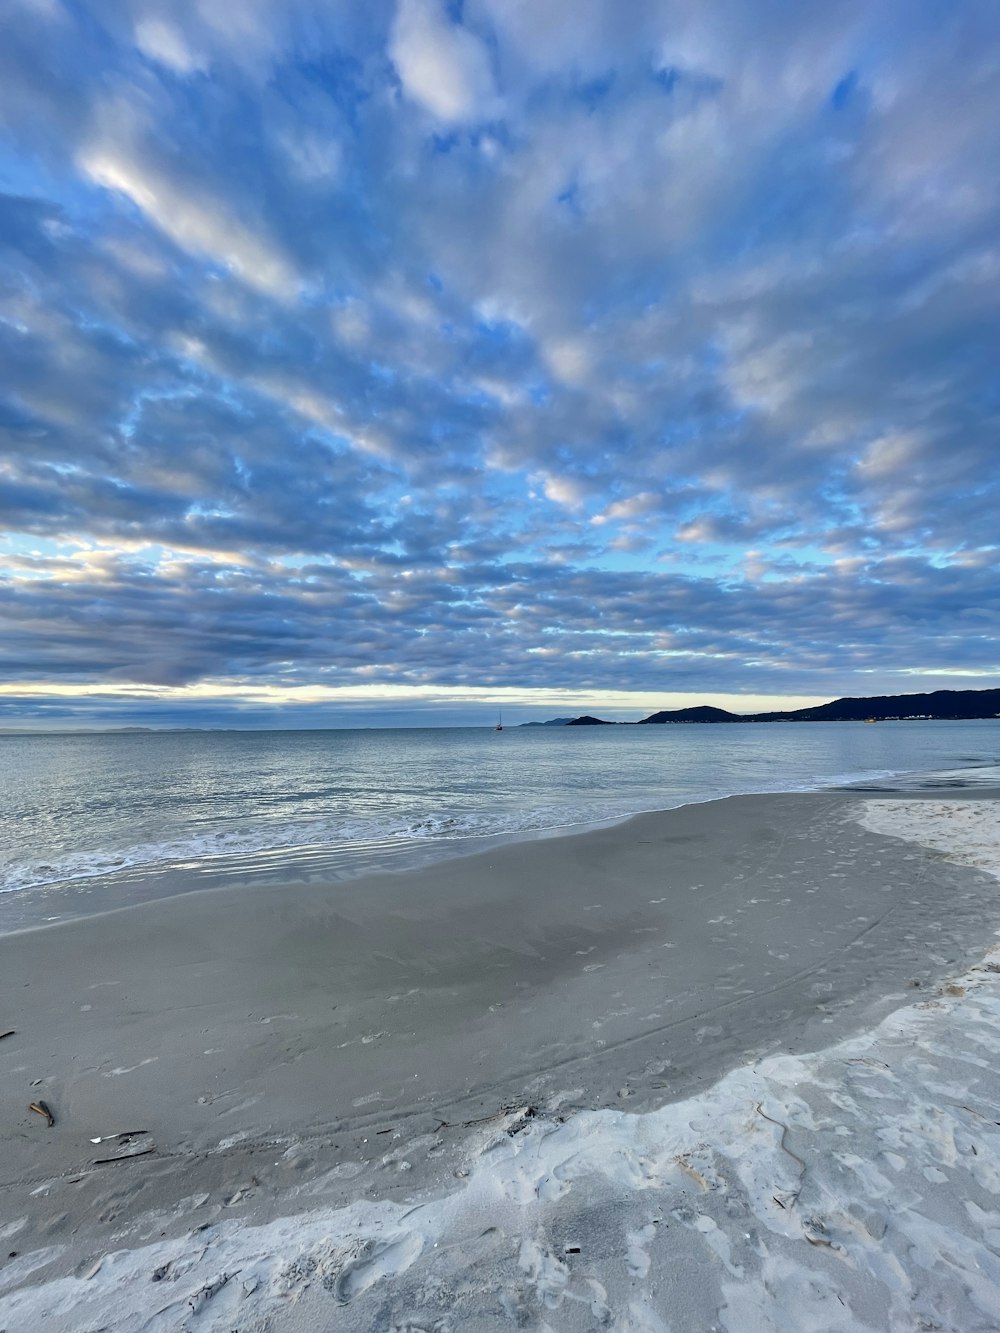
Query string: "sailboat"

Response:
xmin=495 ymin=710 xmax=503 ymax=732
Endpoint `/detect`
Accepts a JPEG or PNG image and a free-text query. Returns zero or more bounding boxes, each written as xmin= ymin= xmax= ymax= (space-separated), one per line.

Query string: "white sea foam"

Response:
xmin=0 ymin=804 xmax=624 ymax=896
xmin=3 ymin=798 xmax=999 ymax=1331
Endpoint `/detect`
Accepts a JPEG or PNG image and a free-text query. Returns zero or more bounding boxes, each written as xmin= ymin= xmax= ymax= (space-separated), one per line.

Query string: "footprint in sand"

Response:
xmin=331 ymin=1232 xmax=424 ymax=1305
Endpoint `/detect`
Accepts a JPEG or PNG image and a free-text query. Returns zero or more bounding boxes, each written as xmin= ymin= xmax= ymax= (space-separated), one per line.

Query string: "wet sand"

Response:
xmin=2 ymin=790 xmax=1000 ymax=1330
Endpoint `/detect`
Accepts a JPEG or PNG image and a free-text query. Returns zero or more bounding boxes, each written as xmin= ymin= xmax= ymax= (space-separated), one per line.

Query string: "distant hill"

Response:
xmin=640 ymin=688 xmax=1000 ymax=724
xmin=639 ymin=705 xmax=741 ymax=724
xmin=769 ymin=688 xmax=1000 ymax=723
xmin=526 ymin=688 xmax=1000 ymax=728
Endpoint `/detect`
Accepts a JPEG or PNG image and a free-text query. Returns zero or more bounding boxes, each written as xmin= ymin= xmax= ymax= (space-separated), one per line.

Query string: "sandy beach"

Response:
xmin=2 ymin=789 xmax=1000 ymax=1330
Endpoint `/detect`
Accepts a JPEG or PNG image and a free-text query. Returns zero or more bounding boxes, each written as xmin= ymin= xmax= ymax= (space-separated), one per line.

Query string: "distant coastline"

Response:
xmin=520 ymin=687 xmax=1000 ymax=727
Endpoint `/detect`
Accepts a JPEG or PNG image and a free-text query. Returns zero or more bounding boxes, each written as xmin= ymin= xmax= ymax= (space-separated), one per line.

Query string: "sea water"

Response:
xmin=1 ymin=721 xmax=997 ymax=929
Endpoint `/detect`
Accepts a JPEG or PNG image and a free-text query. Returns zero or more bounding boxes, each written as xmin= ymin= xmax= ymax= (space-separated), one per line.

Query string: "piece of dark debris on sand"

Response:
xmin=433 ymin=1103 xmax=540 ymax=1135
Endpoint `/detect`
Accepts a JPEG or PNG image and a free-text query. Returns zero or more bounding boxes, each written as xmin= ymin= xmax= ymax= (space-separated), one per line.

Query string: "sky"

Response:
xmin=0 ymin=0 xmax=998 ymax=728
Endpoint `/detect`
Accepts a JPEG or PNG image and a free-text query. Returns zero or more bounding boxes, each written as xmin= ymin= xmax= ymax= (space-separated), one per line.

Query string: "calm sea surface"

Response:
xmin=1 ymin=722 xmax=998 ymax=929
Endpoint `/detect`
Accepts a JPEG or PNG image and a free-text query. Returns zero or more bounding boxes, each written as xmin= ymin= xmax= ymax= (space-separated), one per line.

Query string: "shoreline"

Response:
xmin=6 ymin=714 xmax=999 ymax=932
xmin=3 ymin=767 xmax=996 ymax=936
xmin=2 ymin=788 xmax=1000 ymax=1329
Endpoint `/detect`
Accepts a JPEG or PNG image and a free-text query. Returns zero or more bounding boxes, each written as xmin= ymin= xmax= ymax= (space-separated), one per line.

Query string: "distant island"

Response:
xmin=521 ymin=688 xmax=1000 ymax=727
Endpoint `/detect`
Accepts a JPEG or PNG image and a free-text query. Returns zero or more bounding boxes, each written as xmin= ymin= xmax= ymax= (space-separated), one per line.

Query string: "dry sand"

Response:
xmin=1 ymin=790 xmax=999 ymax=1330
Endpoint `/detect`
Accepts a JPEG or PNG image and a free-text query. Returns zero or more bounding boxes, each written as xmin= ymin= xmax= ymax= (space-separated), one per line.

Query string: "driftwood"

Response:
xmin=29 ymin=1100 xmax=55 ymax=1127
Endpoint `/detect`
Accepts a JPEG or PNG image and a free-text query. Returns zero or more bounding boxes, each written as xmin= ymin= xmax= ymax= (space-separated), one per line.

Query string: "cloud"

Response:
xmin=0 ymin=542 xmax=996 ymax=701
xmin=78 ymin=118 xmax=298 ymax=298
xmin=543 ymin=336 xmax=592 ymax=387
xmin=134 ymin=17 xmax=207 ymax=74
xmin=389 ymin=0 xmax=499 ymax=122
xmin=0 ymin=0 xmax=998 ymax=721
xmin=540 ymin=474 xmax=590 ymax=509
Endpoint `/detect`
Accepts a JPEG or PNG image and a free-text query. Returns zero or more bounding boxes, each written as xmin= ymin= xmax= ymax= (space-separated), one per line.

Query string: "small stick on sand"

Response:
xmin=955 ymin=1103 xmax=1000 ymax=1126
xmin=755 ymin=1102 xmax=806 ymax=1205
xmin=29 ymin=1100 xmax=55 ymax=1127
xmin=0 ymin=1029 xmax=15 ymax=1041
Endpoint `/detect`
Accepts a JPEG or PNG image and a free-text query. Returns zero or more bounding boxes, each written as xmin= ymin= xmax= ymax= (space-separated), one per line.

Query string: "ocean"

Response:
xmin=1 ymin=720 xmax=998 ymax=930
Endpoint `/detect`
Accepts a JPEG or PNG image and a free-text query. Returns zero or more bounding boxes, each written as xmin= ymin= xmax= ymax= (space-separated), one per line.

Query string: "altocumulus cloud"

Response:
xmin=0 ymin=0 xmax=998 ymax=724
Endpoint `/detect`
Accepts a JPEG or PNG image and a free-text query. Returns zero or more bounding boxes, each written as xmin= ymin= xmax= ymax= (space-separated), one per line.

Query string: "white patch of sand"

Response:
xmin=857 ymin=797 xmax=1000 ymax=881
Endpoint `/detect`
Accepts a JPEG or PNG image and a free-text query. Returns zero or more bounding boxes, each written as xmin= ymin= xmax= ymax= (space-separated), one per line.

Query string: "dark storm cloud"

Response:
xmin=0 ymin=0 xmax=998 ymax=718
